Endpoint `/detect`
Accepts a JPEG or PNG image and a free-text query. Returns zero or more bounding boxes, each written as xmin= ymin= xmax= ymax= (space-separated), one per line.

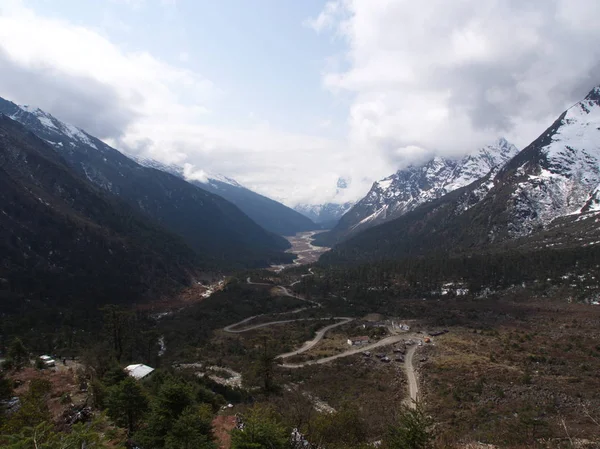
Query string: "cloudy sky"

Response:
xmin=1 ymin=0 xmax=600 ymax=206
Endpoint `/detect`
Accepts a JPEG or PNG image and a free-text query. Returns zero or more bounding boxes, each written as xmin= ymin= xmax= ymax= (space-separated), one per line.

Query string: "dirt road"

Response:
xmin=224 ymin=316 xmax=350 ymax=334
xmin=276 ymin=317 xmax=354 ymax=359
xmin=279 ymin=335 xmax=408 ymax=368
xmin=404 ymin=344 xmax=419 ymax=408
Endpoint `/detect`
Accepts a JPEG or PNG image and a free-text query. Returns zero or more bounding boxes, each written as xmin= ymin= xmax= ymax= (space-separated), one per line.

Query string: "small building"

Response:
xmin=125 ymin=363 xmax=155 ymax=380
xmin=347 ymin=336 xmax=369 ymax=346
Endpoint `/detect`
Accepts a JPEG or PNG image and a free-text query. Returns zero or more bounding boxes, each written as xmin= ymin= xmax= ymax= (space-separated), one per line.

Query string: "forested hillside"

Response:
xmin=0 ymin=116 xmax=198 ymax=330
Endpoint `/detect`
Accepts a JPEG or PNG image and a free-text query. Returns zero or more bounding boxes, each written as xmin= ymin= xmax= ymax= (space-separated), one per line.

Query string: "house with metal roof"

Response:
xmin=124 ymin=363 xmax=155 ymax=380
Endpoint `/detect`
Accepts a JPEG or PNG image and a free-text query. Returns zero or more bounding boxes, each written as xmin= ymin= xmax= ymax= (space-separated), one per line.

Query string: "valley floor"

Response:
xmin=159 ymin=270 xmax=600 ymax=448
xmin=269 ymin=230 xmax=330 ymax=271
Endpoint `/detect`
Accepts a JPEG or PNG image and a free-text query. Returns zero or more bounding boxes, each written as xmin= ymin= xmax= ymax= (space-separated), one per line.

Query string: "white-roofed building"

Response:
xmin=124 ymin=364 xmax=154 ymax=380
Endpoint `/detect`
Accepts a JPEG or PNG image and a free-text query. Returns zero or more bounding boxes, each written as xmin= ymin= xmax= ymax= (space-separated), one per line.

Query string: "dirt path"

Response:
xmin=278 ymin=334 xmax=407 ymax=368
xmin=224 ymin=316 xmax=349 ymax=334
xmin=275 ymin=317 xmax=354 ymax=359
xmin=404 ymin=345 xmax=419 ymax=408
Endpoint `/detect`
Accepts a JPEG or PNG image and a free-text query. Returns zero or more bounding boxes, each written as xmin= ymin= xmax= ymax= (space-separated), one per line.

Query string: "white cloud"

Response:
xmin=0 ymin=1 xmax=385 ymax=207
xmin=304 ymin=1 xmax=345 ymax=33
xmin=5 ymin=2 xmax=596 ymax=210
xmin=0 ymin=3 xmax=215 ymax=136
xmin=310 ymin=0 xmax=600 ymax=165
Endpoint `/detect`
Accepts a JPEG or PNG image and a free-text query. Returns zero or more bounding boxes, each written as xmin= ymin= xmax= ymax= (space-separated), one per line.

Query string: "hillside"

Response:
xmin=135 ymin=157 xmax=318 ymax=236
xmin=0 ymin=115 xmax=198 ymax=318
xmin=0 ymin=98 xmax=292 ymax=268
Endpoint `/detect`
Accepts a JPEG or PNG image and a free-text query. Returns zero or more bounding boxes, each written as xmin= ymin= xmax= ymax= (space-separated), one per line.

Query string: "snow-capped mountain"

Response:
xmin=318 ymin=138 xmax=519 ymax=245
xmin=322 ymin=85 xmax=600 ymax=264
xmin=294 ymin=202 xmax=354 ymax=228
xmin=134 ymin=157 xmax=243 ymax=188
xmin=0 ymin=97 xmax=293 ymax=268
xmin=294 ymin=177 xmax=356 ymax=228
xmin=134 ymin=157 xmax=317 ymax=236
xmin=495 ymin=87 xmax=600 ymax=237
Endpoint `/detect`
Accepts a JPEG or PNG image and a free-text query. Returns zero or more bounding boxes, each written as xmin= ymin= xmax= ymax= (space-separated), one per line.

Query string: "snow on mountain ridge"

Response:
xmin=133 ymin=156 xmax=243 ymax=189
xmin=504 ymin=87 xmax=600 ymax=236
xmin=360 ymin=137 xmax=519 ymax=220
xmin=294 ymin=202 xmax=354 ymax=225
xmin=321 ymin=137 xmax=520 ymax=242
xmin=13 ymin=104 xmax=99 ymax=150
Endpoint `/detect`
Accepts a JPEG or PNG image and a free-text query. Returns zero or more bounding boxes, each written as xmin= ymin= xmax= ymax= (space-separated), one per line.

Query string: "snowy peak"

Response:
xmin=446 ymin=138 xmax=519 ymax=191
xmin=133 ymin=157 xmax=243 ymax=189
xmin=294 ymin=202 xmax=354 ymax=227
xmin=497 ymin=85 xmax=600 ymax=236
xmin=316 ymin=86 xmax=600 ymax=257
xmin=8 ymin=102 xmax=100 ymax=151
xmin=323 ymin=137 xmax=519 ymax=243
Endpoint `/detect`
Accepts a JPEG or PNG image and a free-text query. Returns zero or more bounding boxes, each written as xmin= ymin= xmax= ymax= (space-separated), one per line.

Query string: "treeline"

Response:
xmin=311 ymin=245 xmax=600 ymax=299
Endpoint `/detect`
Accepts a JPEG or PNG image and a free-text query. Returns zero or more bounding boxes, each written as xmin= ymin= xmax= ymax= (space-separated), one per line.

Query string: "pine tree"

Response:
xmin=230 ymin=405 xmax=288 ymax=449
xmin=385 ymin=405 xmax=434 ymax=449
xmin=7 ymin=338 xmax=28 ymax=370
xmin=106 ymin=377 xmax=148 ymax=433
xmin=164 ymin=405 xmax=216 ymax=449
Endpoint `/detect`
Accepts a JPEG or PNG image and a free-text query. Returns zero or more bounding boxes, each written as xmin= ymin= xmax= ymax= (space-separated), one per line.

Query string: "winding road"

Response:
xmin=228 ymin=274 xmax=421 ymax=406
xmin=276 ymin=317 xmax=354 ymax=359
xmin=279 ymin=334 xmax=408 ymax=368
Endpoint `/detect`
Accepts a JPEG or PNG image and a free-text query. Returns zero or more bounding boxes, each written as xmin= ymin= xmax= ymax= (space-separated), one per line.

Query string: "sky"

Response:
xmin=1 ymin=0 xmax=600 ymax=206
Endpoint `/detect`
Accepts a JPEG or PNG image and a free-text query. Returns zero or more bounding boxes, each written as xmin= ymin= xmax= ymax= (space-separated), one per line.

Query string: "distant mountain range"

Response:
xmin=134 ymin=157 xmax=318 ymax=236
xmin=322 ymin=86 xmax=600 ymax=264
xmin=294 ymin=202 xmax=354 ymax=229
xmin=294 ymin=177 xmax=355 ymax=228
xmin=0 ymin=97 xmax=294 ymax=269
xmin=315 ymin=138 xmax=519 ymax=246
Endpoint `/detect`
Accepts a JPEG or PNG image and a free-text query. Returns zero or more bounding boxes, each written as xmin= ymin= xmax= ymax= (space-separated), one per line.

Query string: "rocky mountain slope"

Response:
xmin=0 ymin=97 xmax=293 ymax=268
xmin=316 ymin=138 xmax=518 ymax=245
xmin=0 ymin=115 xmax=197 ymax=315
xmin=322 ymin=86 xmax=600 ymax=264
xmin=135 ymin=157 xmax=318 ymax=236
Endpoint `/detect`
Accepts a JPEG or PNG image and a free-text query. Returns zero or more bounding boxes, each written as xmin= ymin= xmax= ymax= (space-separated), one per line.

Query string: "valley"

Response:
xmin=2 ymin=25 xmax=600 ymax=449
xmin=270 ymin=230 xmax=330 ymax=271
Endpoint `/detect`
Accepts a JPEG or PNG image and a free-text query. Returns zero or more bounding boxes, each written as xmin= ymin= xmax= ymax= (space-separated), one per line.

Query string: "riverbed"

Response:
xmin=270 ymin=230 xmax=329 ymax=271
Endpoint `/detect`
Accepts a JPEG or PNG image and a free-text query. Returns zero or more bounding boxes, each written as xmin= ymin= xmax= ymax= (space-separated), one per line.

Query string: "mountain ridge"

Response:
xmin=321 ymin=86 xmax=600 ymax=265
xmin=133 ymin=156 xmax=318 ymax=236
xmin=0 ymin=115 xmax=198 ymax=315
xmin=0 ymin=97 xmax=293 ymax=268
xmin=315 ymin=137 xmax=519 ymax=246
